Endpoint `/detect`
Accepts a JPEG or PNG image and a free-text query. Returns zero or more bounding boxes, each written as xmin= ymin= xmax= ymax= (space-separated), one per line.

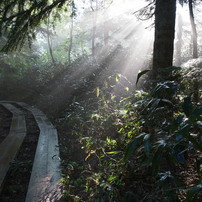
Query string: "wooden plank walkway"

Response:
xmin=16 ymin=102 xmax=61 ymax=202
xmin=0 ymin=103 xmax=26 ymax=191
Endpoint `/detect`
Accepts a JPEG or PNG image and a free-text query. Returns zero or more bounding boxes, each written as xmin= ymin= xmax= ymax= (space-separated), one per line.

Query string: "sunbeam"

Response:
xmin=75 ymin=0 xmax=154 ymax=81
xmin=31 ymin=0 xmax=156 ymax=107
xmin=0 ymin=1 xmax=202 ymax=201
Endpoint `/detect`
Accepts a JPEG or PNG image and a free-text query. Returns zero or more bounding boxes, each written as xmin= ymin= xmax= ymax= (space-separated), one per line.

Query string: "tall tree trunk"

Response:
xmin=92 ymin=19 xmax=96 ymax=59
xmin=175 ymin=11 xmax=183 ymax=66
xmin=68 ymin=16 xmax=73 ymax=64
xmin=47 ymin=18 xmax=56 ymax=65
xmin=152 ymin=0 xmax=176 ymax=79
xmin=188 ymin=0 xmax=198 ymax=58
xmin=68 ymin=0 xmax=75 ymax=64
xmin=91 ymin=0 xmax=98 ymax=59
xmin=103 ymin=0 xmax=109 ymax=46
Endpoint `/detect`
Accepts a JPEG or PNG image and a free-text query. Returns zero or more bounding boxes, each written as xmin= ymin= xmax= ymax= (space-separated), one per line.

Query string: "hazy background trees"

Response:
xmin=0 ymin=0 xmax=201 ymax=81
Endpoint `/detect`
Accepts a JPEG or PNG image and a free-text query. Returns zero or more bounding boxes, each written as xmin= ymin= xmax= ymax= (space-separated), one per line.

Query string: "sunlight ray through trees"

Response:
xmin=0 ymin=1 xmax=202 ymax=200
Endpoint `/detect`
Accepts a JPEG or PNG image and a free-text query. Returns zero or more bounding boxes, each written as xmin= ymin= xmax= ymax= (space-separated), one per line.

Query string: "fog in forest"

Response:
xmin=0 ymin=0 xmax=202 ymax=105
xmin=34 ymin=0 xmax=202 ymax=85
xmin=35 ymin=0 xmax=154 ymax=83
xmin=0 ymin=1 xmax=202 ymax=201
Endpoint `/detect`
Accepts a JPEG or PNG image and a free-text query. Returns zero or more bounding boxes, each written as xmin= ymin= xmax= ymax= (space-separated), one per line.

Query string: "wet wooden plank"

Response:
xmin=0 ymin=103 xmax=26 ymax=191
xmin=16 ymin=102 xmax=61 ymax=202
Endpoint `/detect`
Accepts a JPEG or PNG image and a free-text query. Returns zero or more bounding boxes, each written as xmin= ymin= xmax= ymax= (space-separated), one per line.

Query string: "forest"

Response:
xmin=0 ymin=0 xmax=201 ymax=201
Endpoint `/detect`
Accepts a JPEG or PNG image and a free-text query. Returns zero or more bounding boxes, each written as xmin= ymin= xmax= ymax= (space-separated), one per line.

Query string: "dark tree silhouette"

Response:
xmin=188 ymin=0 xmax=198 ymax=58
xmin=152 ymin=0 xmax=177 ymax=79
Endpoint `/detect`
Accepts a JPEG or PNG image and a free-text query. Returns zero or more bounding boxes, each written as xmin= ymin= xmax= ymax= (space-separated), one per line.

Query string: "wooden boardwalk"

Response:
xmin=0 ymin=102 xmax=61 ymax=201
xmin=0 ymin=103 xmax=26 ymax=191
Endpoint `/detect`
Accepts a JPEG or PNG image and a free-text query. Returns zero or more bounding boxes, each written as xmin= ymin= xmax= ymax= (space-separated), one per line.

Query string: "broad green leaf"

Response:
xmin=124 ymin=139 xmax=139 ymax=160
xmin=189 ymin=106 xmax=202 ymax=123
xmin=124 ymin=133 xmax=146 ymax=160
xmin=185 ymin=133 xmax=202 ymax=151
xmin=175 ymin=133 xmax=184 ymax=141
xmin=182 ymin=97 xmax=193 ymax=117
xmin=157 ymin=139 xmax=167 ymax=147
xmin=196 ymin=121 xmax=202 ymax=128
xmin=186 ymin=183 xmax=202 ymax=201
xmin=152 ymin=145 xmax=165 ymax=176
xmin=177 ymin=123 xmax=190 ymax=137
xmin=116 ymin=74 xmax=121 ymax=82
xmin=136 ymin=69 xmax=150 ymax=86
xmin=108 ymin=175 xmax=118 ymax=183
xmin=143 ymin=134 xmax=151 ymax=157
xmin=106 ymin=151 xmax=121 ymax=155
xmin=161 ymin=99 xmax=173 ymax=107
xmin=159 ymin=171 xmax=173 ymax=182
xmin=95 ymin=87 xmax=100 ymax=97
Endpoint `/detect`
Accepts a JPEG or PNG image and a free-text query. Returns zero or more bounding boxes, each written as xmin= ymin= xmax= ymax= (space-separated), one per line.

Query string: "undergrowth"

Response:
xmin=60 ymin=66 xmax=202 ymax=201
xmin=1 ymin=54 xmax=201 ymax=201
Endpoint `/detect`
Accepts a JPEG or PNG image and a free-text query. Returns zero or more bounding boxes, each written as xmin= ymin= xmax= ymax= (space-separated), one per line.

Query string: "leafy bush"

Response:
xmin=62 ymin=68 xmax=202 ymax=201
xmin=180 ymin=59 xmax=202 ymax=102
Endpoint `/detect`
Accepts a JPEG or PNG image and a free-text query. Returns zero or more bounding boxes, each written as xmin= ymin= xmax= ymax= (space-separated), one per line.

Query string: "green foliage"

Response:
xmin=136 ymin=69 xmax=150 ymax=86
xmin=0 ymin=0 xmax=70 ymax=51
xmin=180 ymin=66 xmax=202 ymax=102
xmin=186 ymin=182 xmax=202 ymax=201
xmin=1 ymin=46 xmax=201 ymax=201
xmin=61 ymin=65 xmax=202 ymax=201
xmin=0 ymin=2 xmax=201 ymax=199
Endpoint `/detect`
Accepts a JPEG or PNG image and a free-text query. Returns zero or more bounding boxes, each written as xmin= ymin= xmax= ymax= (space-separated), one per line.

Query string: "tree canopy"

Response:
xmin=0 ymin=0 xmax=71 ymax=51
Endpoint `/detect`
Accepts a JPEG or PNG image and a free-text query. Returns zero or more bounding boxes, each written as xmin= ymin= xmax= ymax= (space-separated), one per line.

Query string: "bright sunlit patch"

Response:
xmin=176 ymin=3 xmax=190 ymax=23
xmin=108 ymin=0 xmax=149 ymax=17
